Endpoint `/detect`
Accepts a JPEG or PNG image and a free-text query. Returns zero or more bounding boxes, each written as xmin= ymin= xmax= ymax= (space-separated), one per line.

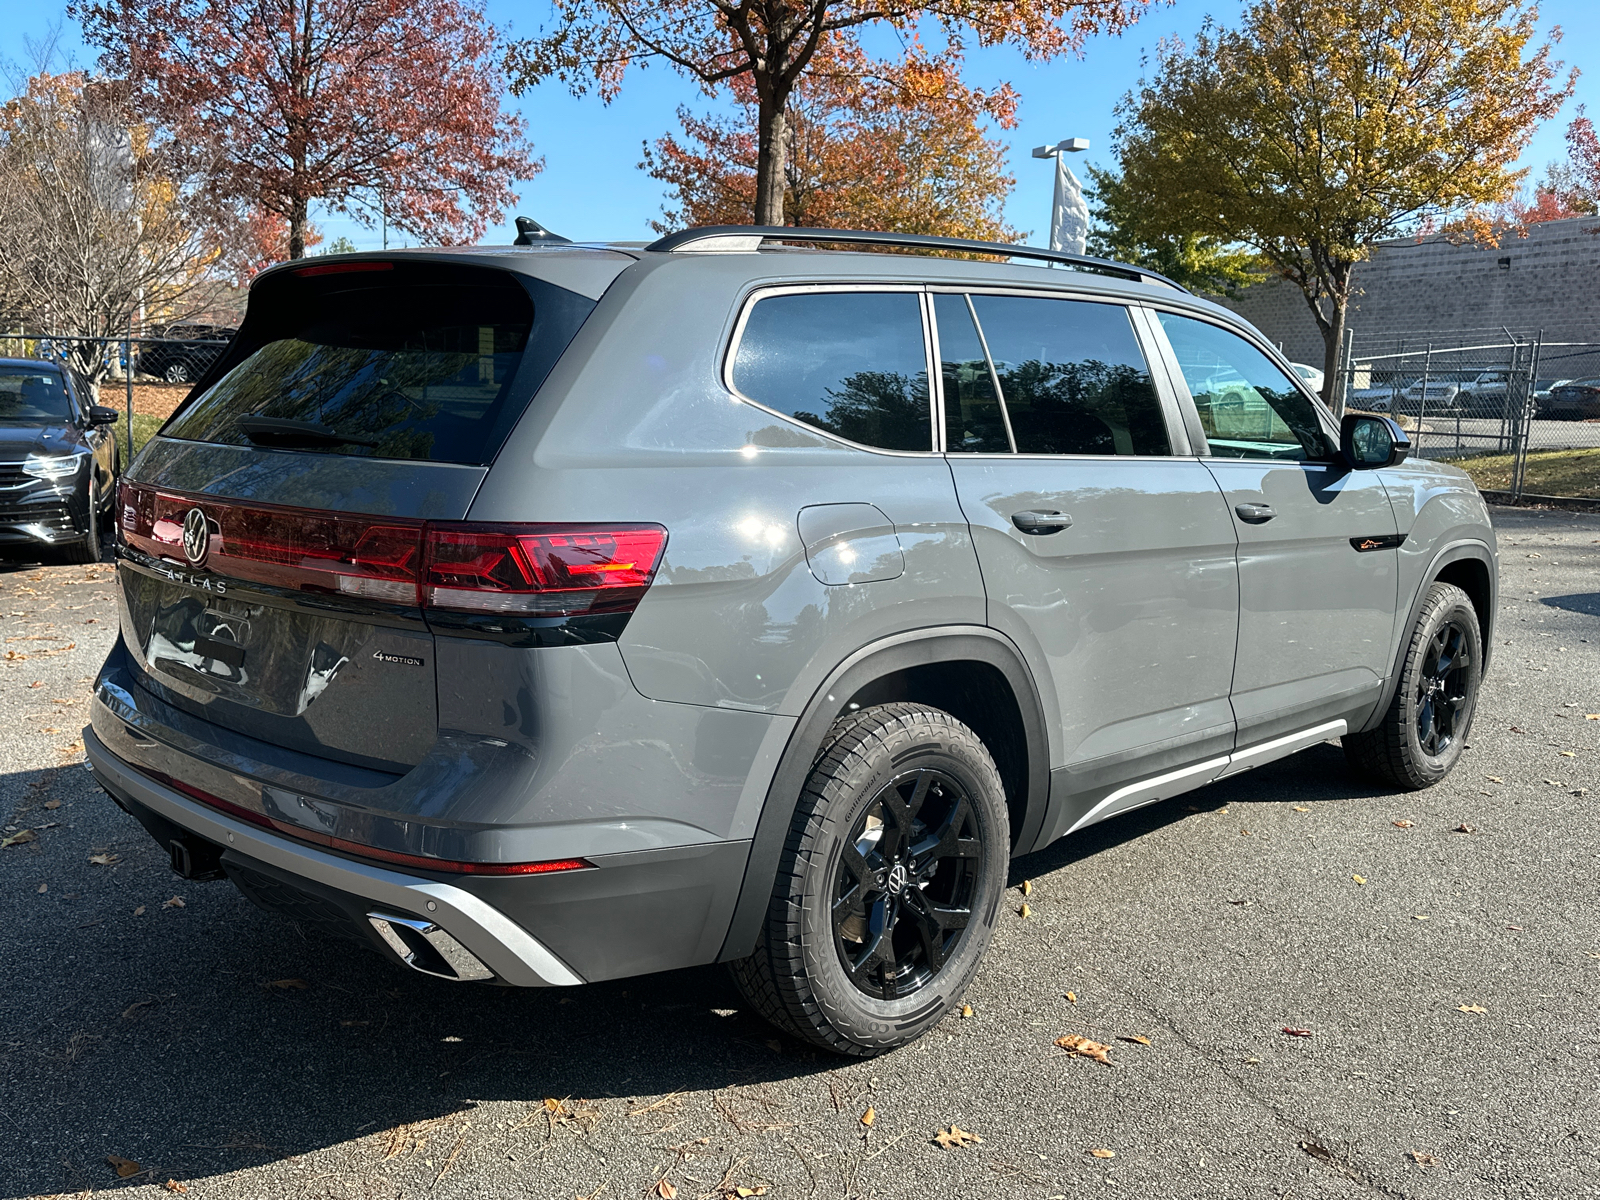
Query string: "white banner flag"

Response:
xmin=1050 ymin=154 xmax=1090 ymax=255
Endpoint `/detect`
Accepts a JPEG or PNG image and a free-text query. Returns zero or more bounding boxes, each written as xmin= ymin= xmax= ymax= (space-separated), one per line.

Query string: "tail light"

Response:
xmin=117 ymin=483 xmax=667 ymax=618
xmin=423 ymin=525 xmax=666 ymax=616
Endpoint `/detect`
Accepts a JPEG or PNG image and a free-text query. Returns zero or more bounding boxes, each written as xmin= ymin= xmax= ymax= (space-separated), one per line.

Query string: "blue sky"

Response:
xmin=2 ymin=0 xmax=1595 ymax=250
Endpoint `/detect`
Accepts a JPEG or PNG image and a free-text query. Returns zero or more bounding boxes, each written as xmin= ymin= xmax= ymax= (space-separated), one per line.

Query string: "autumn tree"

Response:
xmin=1556 ymin=108 xmax=1600 ymax=213
xmin=1086 ymin=165 xmax=1260 ymax=294
xmin=76 ymin=0 xmax=540 ymax=260
xmin=509 ymin=0 xmax=1152 ymax=227
xmin=0 ymin=71 xmax=220 ymax=395
xmin=1109 ymin=0 xmax=1572 ymax=403
xmin=644 ymin=39 xmax=1019 ymax=240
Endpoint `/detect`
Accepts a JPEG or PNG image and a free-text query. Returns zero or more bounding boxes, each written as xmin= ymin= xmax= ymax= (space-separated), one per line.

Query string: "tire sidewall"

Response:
xmin=1398 ymin=589 xmax=1482 ymax=782
xmin=795 ymin=718 xmax=1008 ymax=1050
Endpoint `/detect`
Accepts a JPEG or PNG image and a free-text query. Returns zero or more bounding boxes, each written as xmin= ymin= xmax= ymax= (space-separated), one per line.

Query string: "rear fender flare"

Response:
xmin=716 ymin=626 xmax=1050 ymax=962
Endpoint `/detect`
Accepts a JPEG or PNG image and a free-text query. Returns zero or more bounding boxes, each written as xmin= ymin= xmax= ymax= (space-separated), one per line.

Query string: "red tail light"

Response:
xmin=117 ymin=483 xmax=665 ymax=617
xmin=423 ymin=524 xmax=667 ymax=616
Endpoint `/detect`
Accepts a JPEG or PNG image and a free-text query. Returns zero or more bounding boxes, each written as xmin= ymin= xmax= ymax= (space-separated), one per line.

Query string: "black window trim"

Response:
xmin=925 ymin=284 xmax=1194 ymax=460
xmin=1142 ymin=302 xmax=1343 ymax=464
xmin=721 ymin=282 xmax=942 ymax=457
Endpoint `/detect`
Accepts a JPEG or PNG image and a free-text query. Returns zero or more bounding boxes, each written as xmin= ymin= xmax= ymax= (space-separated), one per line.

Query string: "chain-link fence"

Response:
xmin=0 ymin=328 xmax=234 ymax=460
xmin=1339 ymin=332 xmax=1600 ymax=504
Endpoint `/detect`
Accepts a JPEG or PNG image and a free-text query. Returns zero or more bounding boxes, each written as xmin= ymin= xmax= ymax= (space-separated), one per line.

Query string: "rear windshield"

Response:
xmin=163 ymin=262 xmax=594 ymax=464
xmin=0 ymin=370 xmax=71 ymax=424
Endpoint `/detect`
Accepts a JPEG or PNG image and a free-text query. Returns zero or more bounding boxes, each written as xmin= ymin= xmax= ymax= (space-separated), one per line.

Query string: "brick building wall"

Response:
xmin=1214 ymin=215 xmax=1600 ymax=364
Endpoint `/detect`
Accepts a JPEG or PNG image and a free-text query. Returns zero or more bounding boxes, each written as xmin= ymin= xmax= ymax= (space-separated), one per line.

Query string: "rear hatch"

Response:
xmin=115 ymin=258 xmax=598 ymax=772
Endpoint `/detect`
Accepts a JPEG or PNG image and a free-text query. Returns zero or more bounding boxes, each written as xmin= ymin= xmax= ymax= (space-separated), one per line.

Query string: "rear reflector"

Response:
xmin=118 ymin=483 xmax=666 ymax=617
xmin=133 ymin=764 xmax=593 ymax=876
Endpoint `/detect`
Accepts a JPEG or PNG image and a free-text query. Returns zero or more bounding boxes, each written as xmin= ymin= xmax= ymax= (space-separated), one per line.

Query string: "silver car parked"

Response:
xmin=86 ymin=226 xmax=1497 ymax=1056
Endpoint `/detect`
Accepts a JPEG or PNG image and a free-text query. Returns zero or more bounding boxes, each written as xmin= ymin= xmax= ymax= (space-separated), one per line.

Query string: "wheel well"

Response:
xmin=1434 ymin=557 xmax=1493 ymax=651
xmin=843 ymin=661 xmax=1031 ymax=848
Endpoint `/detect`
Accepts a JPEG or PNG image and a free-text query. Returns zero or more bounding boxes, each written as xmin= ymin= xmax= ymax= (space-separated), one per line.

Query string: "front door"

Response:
xmin=935 ymin=292 xmax=1241 ymax=840
xmin=1152 ymin=312 xmax=1400 ymax=748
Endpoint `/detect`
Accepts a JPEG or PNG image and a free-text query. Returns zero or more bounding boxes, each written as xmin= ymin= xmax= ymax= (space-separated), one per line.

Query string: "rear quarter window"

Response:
xmin=162 ymin=262 xmax=595 ymax=465
xmin=729 ymin=290 xmax=933 ymax=452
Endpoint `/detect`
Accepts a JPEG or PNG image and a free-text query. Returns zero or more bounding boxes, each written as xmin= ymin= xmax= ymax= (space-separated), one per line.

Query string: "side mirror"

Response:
xmin=1340 ymin=413 xmax=1410 ymax=469
xmin=88 ymin=405 xmax=120 ymax=427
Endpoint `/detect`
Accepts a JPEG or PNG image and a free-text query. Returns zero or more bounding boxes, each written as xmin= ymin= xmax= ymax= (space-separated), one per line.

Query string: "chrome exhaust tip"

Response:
xmin=367 ymin=912 xmax=495 ymax=982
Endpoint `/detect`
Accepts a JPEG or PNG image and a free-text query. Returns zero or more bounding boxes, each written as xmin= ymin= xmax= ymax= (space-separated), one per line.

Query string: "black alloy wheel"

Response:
xmin=1345 ymin=581 xmax=1482 ymax=789
xmin=1414 ymin=618 xmax=1472 ymax=757
xmin=832 ymin=767 xmax=981 ymax=1001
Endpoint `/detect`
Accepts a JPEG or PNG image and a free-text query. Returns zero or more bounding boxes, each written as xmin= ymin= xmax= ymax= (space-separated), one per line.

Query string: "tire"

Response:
xmin=1344 ymin=582 xmax=1482 ymax=790
xmin=59 ymin=480 xmax=103 ymax=564
xmin=163 ymin=360 xmax=194 ymax=384
xmin=729 ymin=703 xmax=1009 ymax=1056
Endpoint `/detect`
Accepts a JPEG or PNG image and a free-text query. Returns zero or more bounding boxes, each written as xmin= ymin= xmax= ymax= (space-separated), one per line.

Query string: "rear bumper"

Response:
xmin=87 ymin=725 xmax=584 ymax=987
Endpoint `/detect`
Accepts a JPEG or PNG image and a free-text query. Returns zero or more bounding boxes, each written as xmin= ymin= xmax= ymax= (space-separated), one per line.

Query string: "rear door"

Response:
xmin=936 ymin=291 xmax=1240 ymax=836
xmin=116 ymin=259 xmax=594 ymax=772
xmin=1150 ymin=311 xmax=1400 ymax=747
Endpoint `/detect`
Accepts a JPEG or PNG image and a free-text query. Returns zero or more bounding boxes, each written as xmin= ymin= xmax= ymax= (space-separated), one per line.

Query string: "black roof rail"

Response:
xmin=643 ymin=225 xmax=1188 ymax=292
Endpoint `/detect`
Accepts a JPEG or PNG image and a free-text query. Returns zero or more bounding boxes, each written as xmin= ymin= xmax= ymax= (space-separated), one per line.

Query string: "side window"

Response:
xmin=933 ymin=293 xmax=1009 ymax=452
xmin=730 ymin=291 xmax=932 ymax=451
xmin=968 ymin=295 xmax=1170 ymax=456
xmin=1157 ymin=313 xmax=1330 ymax=461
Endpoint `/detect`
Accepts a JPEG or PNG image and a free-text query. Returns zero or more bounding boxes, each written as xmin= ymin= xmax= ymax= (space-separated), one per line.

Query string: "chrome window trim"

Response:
xmin=720 ymin=282 xmax=942 ymax=458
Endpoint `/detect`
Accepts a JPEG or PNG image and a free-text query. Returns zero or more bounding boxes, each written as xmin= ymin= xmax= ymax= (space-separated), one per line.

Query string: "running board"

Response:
xmin=1064 ymin=719 xmax=1348 ymax=836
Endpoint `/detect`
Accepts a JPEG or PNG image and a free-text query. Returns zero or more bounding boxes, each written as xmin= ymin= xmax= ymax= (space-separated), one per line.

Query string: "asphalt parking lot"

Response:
xmin=2 ymin=506 xmax=1597 ymax=1200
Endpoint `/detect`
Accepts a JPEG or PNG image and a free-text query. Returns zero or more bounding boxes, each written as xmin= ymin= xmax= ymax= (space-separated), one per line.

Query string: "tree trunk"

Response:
xmin=754 ymin=99 xmax=787 ymax=226
xmin=289 ymin=195 xmax=308 ymax=259
xmin=1322 ymin=296 xmax=1347 ymax=415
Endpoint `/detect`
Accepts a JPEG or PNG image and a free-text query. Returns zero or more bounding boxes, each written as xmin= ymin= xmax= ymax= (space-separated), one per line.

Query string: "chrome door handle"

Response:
xmin=1235 ymin=503 xmax=1276 ymax=524
xmin=1011 ymin=510 xmax=1072 ymax=535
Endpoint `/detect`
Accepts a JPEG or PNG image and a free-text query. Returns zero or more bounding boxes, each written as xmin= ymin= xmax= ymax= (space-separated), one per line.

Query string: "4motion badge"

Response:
xmin=372 ymin=650 xmax=426 ymax=667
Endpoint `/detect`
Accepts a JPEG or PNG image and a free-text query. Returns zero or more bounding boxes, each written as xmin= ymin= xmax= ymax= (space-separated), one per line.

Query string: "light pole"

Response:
xmin=1031 ymin=137 xmax=1091 ymax=255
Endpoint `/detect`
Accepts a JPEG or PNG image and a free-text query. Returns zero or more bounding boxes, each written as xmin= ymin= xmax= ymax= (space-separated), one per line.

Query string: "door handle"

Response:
xmin=1011 ymin=510 xmax=1072 ymax=535
xmin=1235 ymin=503 xmax=1276 ymax=524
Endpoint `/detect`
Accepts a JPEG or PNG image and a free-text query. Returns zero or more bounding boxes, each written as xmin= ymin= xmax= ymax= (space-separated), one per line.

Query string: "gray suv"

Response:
xmin=86 ymin=226 xmax=1497 ymax=1056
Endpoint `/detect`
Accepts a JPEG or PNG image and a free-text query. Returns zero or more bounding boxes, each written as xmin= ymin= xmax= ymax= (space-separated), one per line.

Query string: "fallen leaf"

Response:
xmin=932 ymin=1125 xmax=983 ymax=1149
xmin=1392 ymin=819 xmax=1415 ymax=828
xmin=164 ymin=1181 xmax=188 ymax=1194
xmin=2 ymin=829 xmax=37 ymax=848
xmin=1217 ymin=807 xmax=1228 ymax=815
xmin=1414 ymin=914 xmax=1429 ymax=921
xmin=1544 ymin=779 xmax=1565 ymax=786
xmin=1352 ymin=874 xmax=1367 ymax=885
xmin=107 ymin=1155 xmax=142 ymax=1179
xmin=121 ymin=1000 xmax=156 ymax=1020
xmin=87 ymin=852 xmax=117 ymax=865
xmin=959 ymin=1004 xmax=973 ymax=1019
xmin=1560 ymin=751 xmax=1576 ymax=758
xmin=1300 ymin=1142 xmax=1334 ymax=1163
xmin=133 ymin=906 xmax=146 ymax=917
xmin=1018 ymin=903 xmax=1031 ymax=919
xmin=655 ymin=1179 xmax=677 ymax=1199
xmin=37 ymin=883 xmax=47 ymax=893
xmin=43 ymin=799 xmax=61 ymax=809
xmin=1507 ymin=924 xmax=1524 ymax=931
xmin=1408 ymin=1151 xmax=1440 ymax=1166
xmin=1087 ymin=1148 xmax=1116 ymax=1159
xmin=1021 ymin=879 xmax=1032 ymax=896
xmin=162 ymin=896 xmax=185 ymax=909
xmin=860 ymin=1106 xmax=876 ymax=1127
xmin=730 ymin=1189 xmax=767 ymax=1198
xmin=1118 ymin=1035 xmax=1152 ymax=1046
xmin=1457 ymin=1004 xmax=1488 ymax=1015
xmin=266 ymin=978 xmax=308 ymax=991
xmin=1055 ymin=1034 xmax=1113 ymax=1065
xmin=1282 ymin=1027 xmax=1314 ymax=1038
xmin=1226 ymin=898 xmax=1252 ymax=906
xmin=1585 ymin=714 xmax=1599 ymax=721
xmin=764 ymin=1038 xmax=782 ymax=1053
xmin=29 ymin=679 xmax=42 ymax=686
xmin=1454 ymin=824 xmax=1476 ymax=834
xmin=1292 ymin=805 xmax=1309 ymax=812
xmin=1065 ymin=991 xmax=1077 ymax=1004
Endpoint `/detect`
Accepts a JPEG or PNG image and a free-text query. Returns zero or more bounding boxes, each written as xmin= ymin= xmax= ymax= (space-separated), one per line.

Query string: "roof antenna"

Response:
xmin=513 ymin=216 xmax=572 ymax=246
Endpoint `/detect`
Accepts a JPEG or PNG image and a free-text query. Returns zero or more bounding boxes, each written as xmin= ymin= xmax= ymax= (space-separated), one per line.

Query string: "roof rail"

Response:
xmin=643 ymin=225 xmax=1188 ymax=292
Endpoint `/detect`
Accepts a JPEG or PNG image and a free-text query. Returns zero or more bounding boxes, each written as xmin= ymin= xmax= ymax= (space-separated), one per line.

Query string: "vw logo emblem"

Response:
xmin=885 ymin=864 xmax=909 ymax=895
xmin=181 ymin=507 xmax=210 ymax=565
